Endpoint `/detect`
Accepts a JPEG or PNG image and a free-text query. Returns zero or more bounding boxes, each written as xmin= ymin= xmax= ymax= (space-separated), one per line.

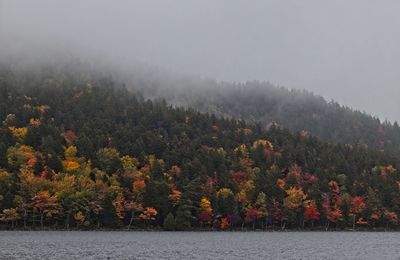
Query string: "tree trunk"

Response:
xmin=32 ymin=213 xmax=35 ymax=228
xmin=128 ymin=213 xmax=134 ymax=230
xmin=352 ymin=215 xmax=355 ymax=231
xmin=23 ymin=210 xmax=27 ymax=229
xmin=40 ymin=213 xmax=44 ymax=230
xmin=66 ymin=211 xmax=71 ymax=230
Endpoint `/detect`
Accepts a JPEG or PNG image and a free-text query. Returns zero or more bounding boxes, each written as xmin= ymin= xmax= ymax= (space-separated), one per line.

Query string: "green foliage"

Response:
xmin=0 ymin=64 xmax=399 ymax=231
xmin=96 ymin=148 xmax=122 ymax=175
xmin=216 ymin=188 xmax=237 ymax=216
xmin=163 ymin=213 xmax=176 ymax=231
xmin=136 ymin=75 xmax=400 ymax=156
xmin=175 ymin=195 xmax=193 ymax=230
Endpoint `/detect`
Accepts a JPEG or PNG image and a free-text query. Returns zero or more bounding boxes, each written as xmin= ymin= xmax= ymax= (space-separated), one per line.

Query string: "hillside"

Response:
xmin=130 ymin=72 xmax=400 ymax=155
xmin=0 ymin=65 xmax=399 ymax=230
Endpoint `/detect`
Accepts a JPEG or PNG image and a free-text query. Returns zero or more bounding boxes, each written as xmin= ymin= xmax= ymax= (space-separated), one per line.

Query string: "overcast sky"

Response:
xmin=1 ymin=0 xmax=399 ymax=122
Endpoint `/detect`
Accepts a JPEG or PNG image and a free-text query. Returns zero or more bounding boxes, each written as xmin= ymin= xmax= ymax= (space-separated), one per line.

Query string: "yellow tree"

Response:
xmin=284 ymin=187 xmax=306 ymax=210
xmin=32 ymin=191 xmax=60 ymax=229
xmin=255 ymin=192 xmax=268 ymax=229
xmin=252 ymin=139 xmax=274 ymax=151
xmin=198 ymin=197 xmax=213 ymax=226
xmin=8 ymin=126 xmax=28 ymax=142
xmin=74 ymin=211 xmax=86 ymax=227
xmin=237 ymin=180 xmax=255 ymax=208
xmin=0 ymin=208 xmax=19 ymax=228
xmin=63 ymin=146 xmax=80 ymax=173
xmin=6 ymin=144 xmax=35 ymax=170
xmin=283 ymin=187 xmax=306 ymax=228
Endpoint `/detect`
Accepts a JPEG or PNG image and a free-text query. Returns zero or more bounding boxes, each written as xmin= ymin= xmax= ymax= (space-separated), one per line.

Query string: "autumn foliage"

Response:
xmin=0 ymin=71 xmax=400 ymax=232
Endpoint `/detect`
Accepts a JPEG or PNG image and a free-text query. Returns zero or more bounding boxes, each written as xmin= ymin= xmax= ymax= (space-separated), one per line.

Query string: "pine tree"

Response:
xmin=175 ymin=194 xmax=193 ymax=230
xmin=163 ymin=213 xmax=176 ymax=231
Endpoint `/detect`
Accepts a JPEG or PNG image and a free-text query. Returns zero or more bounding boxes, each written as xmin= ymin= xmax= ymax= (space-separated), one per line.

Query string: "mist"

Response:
xmin=1 ymin=0 xmax=399 ymax=122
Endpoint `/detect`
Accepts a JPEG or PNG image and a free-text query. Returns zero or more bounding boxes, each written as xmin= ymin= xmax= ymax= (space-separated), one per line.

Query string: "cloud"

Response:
xmin=1 ymin=0 xmax=399 ymax=122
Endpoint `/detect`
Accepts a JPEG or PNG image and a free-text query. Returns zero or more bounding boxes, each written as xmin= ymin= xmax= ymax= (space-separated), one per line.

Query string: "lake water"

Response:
xmin=1 ymin=231 xmax=400 ymax=259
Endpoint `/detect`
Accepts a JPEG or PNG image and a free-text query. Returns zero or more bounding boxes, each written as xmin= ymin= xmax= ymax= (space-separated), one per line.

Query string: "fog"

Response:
xmin=1 ymin=0 xmax=399 ymax=122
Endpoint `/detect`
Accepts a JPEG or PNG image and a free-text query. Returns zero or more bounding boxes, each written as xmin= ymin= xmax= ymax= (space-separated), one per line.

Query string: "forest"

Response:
xmin=131 ymin=70 xmax=400 ymax=156
xmin=0 ymin=64 xmax=400 ymax=231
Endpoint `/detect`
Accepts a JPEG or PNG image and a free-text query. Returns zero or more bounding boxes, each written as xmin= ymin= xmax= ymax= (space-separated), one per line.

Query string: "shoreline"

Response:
xmin=0 ymin=227 xmax=398 ymax=232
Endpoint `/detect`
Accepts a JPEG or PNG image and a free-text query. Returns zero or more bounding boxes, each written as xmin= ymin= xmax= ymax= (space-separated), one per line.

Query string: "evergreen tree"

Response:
xmin=175 ymin=194 xmax=194 ymax=230
xmin=163 ymin=213 xmax=176 ymax=231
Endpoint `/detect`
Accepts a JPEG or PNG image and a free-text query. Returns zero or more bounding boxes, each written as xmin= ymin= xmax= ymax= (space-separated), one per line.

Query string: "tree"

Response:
xmin=0 ymin=208 xmax=18 ymax=228
xmin=366 ymin=188 xmax=381 ymax=226
xmin=349 ymin=196 xmax=366 ymax=230
xmin=1 ymin=66 xmax=400 ymax=232
xmin=303 ymin=201 xmax=320 ymax=227
xmin=163 ymin=213 xmax=176 ymax=231
xmin=32 ymin=191 xmax=60 ymax=229
xmin=322 ymin=193 xmax=342 ymax=230
xmin=133 ymin=180 xmax=146 ymax=194
xmin=270 ymin=198 xmax=282 ymax=228
xmin=139 ymin=207 xmax=157 ymax=228
xmin=64 ymin=130 xmax=77 ymax=143
xmin=283 ymin=187 xmax=306 ymax=227
xmin=126 ymin=201 xmax=143 ymax=230
xmin=175 ymin=195 xmax=193 ymax=230
xmin=284 ymin=187 xmax=306 ymax=210
xmin=237 ymin=180 xmax=255 ymax=208
xmin=74 ymin=211 xmax=86 ymax=227
xmin=244 ymin=208 xmax=261 ymax=229
xmin=255 ymin=192 xmax=268 ymax=229
xmin=0 ymin=169 xmax=15 ymax=210
xmin=6 ymin=145 xmax=35 ymax=170
xmin=168 ymin=189 xmax=182 ymax=207
xmin=100 ymin=192 xmax=119 ymax=228
xmin=327 ymin=208 xmax=343 ymax=225
xmin=383 ymin=209 xmax=398 ymax=229
xmin=198 ymin=197 xmax=213 ymax=226
xmin=8 ymin=126 xmax=28 ymax=142
xmin=216 ymin=188 xmax=237 ymax=217
xmin=113 ymin=193 xmax=126 ymax=225
xmin=143 ymin=180 xmax=170 ymax=221
xmin=14 ymin=195 xmax=29 ymax=229
xmin=96 ymin=148 xmax=122 ymax=175
xmin=63 ymin=145 xmax=80 ymax=173
xmin=220 ymin=217 xmax=230 ymax=230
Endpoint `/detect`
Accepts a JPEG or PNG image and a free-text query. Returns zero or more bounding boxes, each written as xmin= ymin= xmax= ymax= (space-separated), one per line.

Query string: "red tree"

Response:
xmin=304 ymin=206 xmax=320 ymax=227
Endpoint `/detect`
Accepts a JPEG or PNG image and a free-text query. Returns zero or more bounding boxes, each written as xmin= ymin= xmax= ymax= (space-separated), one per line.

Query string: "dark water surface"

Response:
xmin=1 ymin=231 xmax=400 ymax=259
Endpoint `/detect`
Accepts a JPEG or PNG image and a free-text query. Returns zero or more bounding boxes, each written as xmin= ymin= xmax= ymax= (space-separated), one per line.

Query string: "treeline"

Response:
xmin=0 ymin=66 xmax=400 ymax=231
